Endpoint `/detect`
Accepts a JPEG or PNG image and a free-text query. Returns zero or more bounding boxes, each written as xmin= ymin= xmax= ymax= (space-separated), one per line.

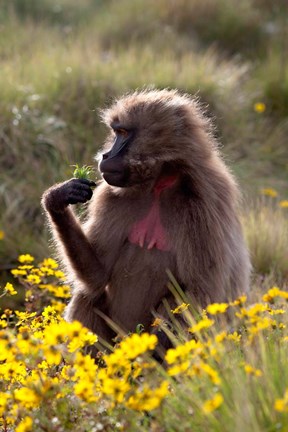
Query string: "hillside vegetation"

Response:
xmin=0 ymin=0 xmax=287 ymax=267
xmin=0 ymin=2 xmax=288 ymax=431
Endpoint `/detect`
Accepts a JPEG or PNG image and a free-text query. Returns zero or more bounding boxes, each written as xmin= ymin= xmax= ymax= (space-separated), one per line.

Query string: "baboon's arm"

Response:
xmin=42 ymin=178 xmax=108 ymax=293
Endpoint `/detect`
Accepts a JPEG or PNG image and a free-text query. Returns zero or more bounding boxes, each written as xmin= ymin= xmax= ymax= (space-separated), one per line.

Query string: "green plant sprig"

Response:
xmin=72 ymin=164 xmax=95 ymax=181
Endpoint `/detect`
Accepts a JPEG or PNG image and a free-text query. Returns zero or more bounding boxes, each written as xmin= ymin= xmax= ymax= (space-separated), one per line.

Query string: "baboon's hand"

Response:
xmin=42 ymin=178 xmax=96 ymax=213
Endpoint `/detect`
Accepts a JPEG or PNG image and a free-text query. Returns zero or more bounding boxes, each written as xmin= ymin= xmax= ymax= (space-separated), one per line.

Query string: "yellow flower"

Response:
xmin=260 ymin=188 xmax=278 ymax=198
xmin=279 ymin=200 xmax=288 ymax=208
xmin=200 ymin=362 xmax=221 ymax=385
xmin=39 ymin=266 xmax=55 ymax=276
xmin=243 ymin=363 xmax=262 ymax=377
xmin=74 ymin=380 xmax=98 ymax=403
xmin=168 ymin=361 xmax=190 ymax=376
xmin=44 ymin=322 xmax=66 ymax=345
xmin=25 ymin=274 xmax=41 ymax=285
xmin=206 ymin=303 xmax=229 ymax=315
xmin=67 ymin=321 xmax=98 ymax=352
xmin=0 ymin=319 xmax=7 ymax=328
xmin=248 ymin=317 xmax=275 ymax=337
xmin=119 ymin=333 xmax=157 ymax=359
xmin=151 ymin=317 xmax=163 ymax=327
xmin=42 ymin=305 xmax=58 ymax=321
xmin=275 ymin=398 xmax=288 ymax=412
xmin=226 ymin=331 xmax=241 ymax=343
xmin=0 ymin=392 xmax=10 ymax=416
xmin=188 ymin=361 xmax=221 ymax=384
xmin=37 ymin=361 xmax=49 ymax=370
xmin=165 ymin=339 xmax=201 ymax=364
xmin=127 ymin=381 xmax=169 ymax=411
xmin=0 ymin=359 xmax=27 ymax=381
xmin=0 ymin=230 xmax=4 ymax=240
xmin=15 ymin=416 xmax=33 ymax=432
xmin=101 ymin=378 xmax=130 ymax=403
xmin=202 ymin=393 xmax=223 ymax=414
xmin=263 ymin=287 xmax=288 ymax=303
xmin=103 ymin=349 xmax=131 ymax=377
xmin=51 ymin=285 xmax=71 ymax=299
xmin=0 ymin=338 xmax=16 ymax=362
xmin=4 ymin=282 xmax=17 ymax=296
xmin=237 ymin=303 xmax=269 ymax=319
xmin=39 ymin=258 xmax=59 ymax=269
xmin=18 ymin=254 xmax=34 ymax=264
xmin=61 ymin=365 xmax=75 ymax=381
xmin=51 ymin=300 xmax=66 ymax=313
xmin=215 ymin=331 xmax=227 ymax=343
xmin=230 ymin=295 xmax=247 ymax=307
xmin=44 ymin=346 xmax=62 ymax=366
xmin=275 ymin=390 xmax=288 ymax=412
xmin=54 ymin=270 xmax=66 ymax=280
xmin=189 ymin=318 xmax=214 ymax=333
xmin=14 ymin=387 xmax=41 ymax=408
xmin=131 ymin=361 xmax=142 ymax=379
xmin=17 ymin=333 xmax=36 ymax=356
xmin=268 ymin=308 xmax=285 ymax=315
xmin=25 ymin=289 xmax=33 ymax=301
xmin=39 ymin=283 xmax=54 ymax=291
xmin=171 ymin=303 xmax=190 ymax=314
xmin=19 ymin=265 xmax=34 ymax=271
xmin=15 ymin=311 xmax=37 ymax=323
xmin=11 ymin=269 xmax=27 ymax=277
xmin=254 ymin=102 xmax=266 ymax=113
xmin=74 ymin=352 xmax=98 ymax=380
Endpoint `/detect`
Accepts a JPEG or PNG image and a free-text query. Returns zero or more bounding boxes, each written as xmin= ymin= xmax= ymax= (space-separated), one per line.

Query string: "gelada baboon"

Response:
xmin=42 ymin=89 xmax=250 ymax=349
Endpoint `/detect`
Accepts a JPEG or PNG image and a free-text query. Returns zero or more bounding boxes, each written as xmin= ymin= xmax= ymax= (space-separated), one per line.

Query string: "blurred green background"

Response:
xmin=0 ymin=0 xmax=287 ymax=280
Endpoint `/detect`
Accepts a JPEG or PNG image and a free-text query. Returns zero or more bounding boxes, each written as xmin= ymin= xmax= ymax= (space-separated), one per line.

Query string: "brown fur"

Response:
xmin=42 ymin=89 xmax=251 ymax=345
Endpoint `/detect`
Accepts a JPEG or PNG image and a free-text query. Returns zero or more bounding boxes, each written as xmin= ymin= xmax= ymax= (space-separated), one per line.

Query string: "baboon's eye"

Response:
xmin=116 ymin=128 xmax=129 ymax=138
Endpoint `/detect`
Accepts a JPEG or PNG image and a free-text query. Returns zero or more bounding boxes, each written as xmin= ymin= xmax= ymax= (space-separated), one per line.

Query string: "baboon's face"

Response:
xmin=99 ymin=98 xmax=185 ymax=188
xmin=99 ymin=123 xmax=166 ymax=188
xmin=99 ymin=123 xmax=134 ymax=187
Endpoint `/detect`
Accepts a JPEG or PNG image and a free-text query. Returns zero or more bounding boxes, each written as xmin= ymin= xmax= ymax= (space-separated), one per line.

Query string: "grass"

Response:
xmin=242 ymin=200 xmax=288 ymax=281
xmin=1 ymin=258 xmax=288 ymax=431
xmin=0 ymin=2 xmax=285 ymax=265
xmin=0 ymin=2 xmax=287 ymax=429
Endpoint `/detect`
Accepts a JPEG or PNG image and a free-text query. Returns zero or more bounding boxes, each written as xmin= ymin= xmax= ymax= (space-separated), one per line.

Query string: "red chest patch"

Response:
xmin=128 ymin=175 xmax=178 ymax=251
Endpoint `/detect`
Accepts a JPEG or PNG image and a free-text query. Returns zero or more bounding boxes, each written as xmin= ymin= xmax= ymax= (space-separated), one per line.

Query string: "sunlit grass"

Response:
xmin=242 ymin=199 xmax=288 ymax=281
xmin=1 ymin=1 xmax=287 ymax=265
xmin=0 ymin=19 xmax=251 ymax=262
xmin=0 ymin=3 xmax=287 ymax=427
xmin=1 ymin=255 xmax=288 ymax=431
